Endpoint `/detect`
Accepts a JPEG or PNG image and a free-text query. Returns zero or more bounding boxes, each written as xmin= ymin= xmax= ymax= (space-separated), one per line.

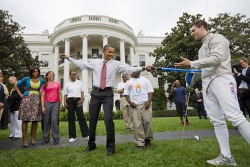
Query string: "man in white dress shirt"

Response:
xmin=60 ymin=44 xmax=152 ymax=156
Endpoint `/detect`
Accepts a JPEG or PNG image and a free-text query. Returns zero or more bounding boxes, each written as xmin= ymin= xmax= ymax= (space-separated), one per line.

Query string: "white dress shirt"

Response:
xmin=117 ymin=82 xmax=127 ymax=95
xmin=68 ymin=57 xmax=143 ymax=88
xmin=64 ymin=80 xmax=84 ymax=98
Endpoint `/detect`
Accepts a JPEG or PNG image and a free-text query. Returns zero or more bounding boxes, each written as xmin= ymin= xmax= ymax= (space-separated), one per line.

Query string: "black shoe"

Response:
xmin=137 ymin=146 xmax=144 ymax=149
xmin=107 ymin=147 xmax=115 ymax=156
xmin=54 ymin=140 xmax=59 ymax=145
xmin=145 ymin=139 xmax=151 ymax=147
xmin=12 ymin=137 xmax=21 ymax=141
xmin=8 ymin=137 xmax=14 ymax=140
xmin=84 ymin=145 xmax=97 ymax=153
xmin=42 ymin=140 xmax=50 ymax=145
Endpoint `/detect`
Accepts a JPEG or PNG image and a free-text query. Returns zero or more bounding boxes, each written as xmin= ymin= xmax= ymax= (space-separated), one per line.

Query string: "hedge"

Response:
xmin=59 ymin=109 xmax=198 ymax=121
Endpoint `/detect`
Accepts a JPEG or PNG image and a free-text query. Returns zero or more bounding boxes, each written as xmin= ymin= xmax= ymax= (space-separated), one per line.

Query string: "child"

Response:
xmin=124 ymin=70 xmax=154 ymax=149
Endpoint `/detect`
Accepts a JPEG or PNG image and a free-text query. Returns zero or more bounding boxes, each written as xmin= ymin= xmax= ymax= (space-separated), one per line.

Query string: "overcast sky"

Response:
xmin=1 ymin=0 xmax=249 ymax=36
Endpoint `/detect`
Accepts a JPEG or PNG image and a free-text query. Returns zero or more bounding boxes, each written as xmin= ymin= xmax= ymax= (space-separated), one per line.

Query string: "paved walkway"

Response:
xmin=0 ymin=129 xmax=240 ymax=150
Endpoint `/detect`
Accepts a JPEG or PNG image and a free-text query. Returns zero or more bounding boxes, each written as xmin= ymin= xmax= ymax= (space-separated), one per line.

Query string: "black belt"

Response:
xmin=67 ymin=97 xmax=81 ymax=100
xmin=120 ymin=95 xmax=126 ymax=97
xmin=93 ymin=86 xmax=112 ymax=91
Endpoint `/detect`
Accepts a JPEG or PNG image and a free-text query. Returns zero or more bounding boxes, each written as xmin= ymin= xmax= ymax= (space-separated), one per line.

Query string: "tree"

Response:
xmin=150 ymin=12 xmax=250 ymax=103
xmin=150 ymin=13 xmax=203 ymax=102
xmin=209 ymin=13 xmax=250 ymax=62
xmin=0 ymin=10 xmax=41 ymax=82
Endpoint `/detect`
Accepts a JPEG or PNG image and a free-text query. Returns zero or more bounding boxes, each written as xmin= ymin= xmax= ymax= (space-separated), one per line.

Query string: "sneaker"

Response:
xmin=54 ymin=140 xmax=59 ymax=145
xmin=42 ymin=140 xmax=50 ymax=145
xmin=69 ymin=138 xmax=76 ymax=143
xmin=206 ymin=153 xmax=237 ymax=166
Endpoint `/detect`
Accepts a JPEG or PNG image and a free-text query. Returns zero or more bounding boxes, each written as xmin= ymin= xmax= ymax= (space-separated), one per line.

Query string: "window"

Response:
xmin=92 ymin=49 xmax=99 ymax=59
xmin=139 ymin=54 xmax=145 ymax=66
xmin=125 ymin=55 xmax=130 ymax=65
xmin=60 ymin=78 xmax=64 ymax=90
xmin=41 ymin=54 xmax=49 ymax=67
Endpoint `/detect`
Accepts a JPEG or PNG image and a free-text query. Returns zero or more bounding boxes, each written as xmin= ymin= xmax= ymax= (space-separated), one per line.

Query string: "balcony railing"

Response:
xmin=54 ymin=15 xmax=134 ymax=34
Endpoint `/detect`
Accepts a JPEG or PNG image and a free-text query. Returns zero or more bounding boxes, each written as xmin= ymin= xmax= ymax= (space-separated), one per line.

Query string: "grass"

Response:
xmin=0 ymin=117 xmax=222 ymax=140
xmin=0 ymin=117 xmax=249 ymax=167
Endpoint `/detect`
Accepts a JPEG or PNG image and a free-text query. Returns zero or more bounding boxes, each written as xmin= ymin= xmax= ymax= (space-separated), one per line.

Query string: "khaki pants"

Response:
xmin=129 ymin=104 xmax=153 ymax=146
xmin=120 ymin=97 xmax=132 ymax=129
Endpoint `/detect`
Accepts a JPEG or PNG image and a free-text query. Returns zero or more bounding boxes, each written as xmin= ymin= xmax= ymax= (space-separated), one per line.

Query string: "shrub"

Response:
xmin=152 ymin=88 xmax=167 ymax=110
xmin=59 ymin=109 xmax=89 ymax=121
xmin=59 ymin=109 xmax=198 ymax=121
xmin=59 ymin=109 xmax=68 ymax=121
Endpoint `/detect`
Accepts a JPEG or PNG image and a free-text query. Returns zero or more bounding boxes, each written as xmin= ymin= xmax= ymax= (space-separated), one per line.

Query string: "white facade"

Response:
xmin=22 ymin=15 xmax=164 ymax=111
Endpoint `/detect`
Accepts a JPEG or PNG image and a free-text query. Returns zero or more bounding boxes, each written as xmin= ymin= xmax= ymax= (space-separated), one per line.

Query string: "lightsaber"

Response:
xmin=153 ymin=67 xmax=202 ymax=73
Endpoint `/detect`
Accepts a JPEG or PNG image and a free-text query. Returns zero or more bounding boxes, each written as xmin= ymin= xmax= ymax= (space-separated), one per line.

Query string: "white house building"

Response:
xmin=22 ymin=15 xmax=166 ymax=111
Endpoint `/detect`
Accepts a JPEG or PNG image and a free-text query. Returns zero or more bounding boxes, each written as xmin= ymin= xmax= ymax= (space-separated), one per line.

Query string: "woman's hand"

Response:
xmin=77 ymin=99 xmax=83 ymax=107
xmin=42 ymin=107 xmax=46 ymax=114
xmin=59 ymin=105 xmax=63 ymax=111
xmin=64 ymin=102 xmax=68 ymax=109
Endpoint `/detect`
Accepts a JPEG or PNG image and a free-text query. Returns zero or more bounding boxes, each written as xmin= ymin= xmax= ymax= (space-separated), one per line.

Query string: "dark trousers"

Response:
xmin=0 ymin=108 xmax=8 ymax=130
xmin=88 ymin=87 xmax=115 ymax=149
xmin=238 ymin=96 xmax=250 ymax=118
xmin=195 ymin=103 xmax=207 ymax=119
xmin=67 ymin=98 xmax=89 ymax=138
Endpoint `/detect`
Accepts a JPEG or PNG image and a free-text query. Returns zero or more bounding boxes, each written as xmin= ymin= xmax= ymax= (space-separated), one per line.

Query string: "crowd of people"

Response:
xmin=0 ymin=67 xmax=89 ymax=147
xmin=1 ymin=19 xmax=250 ymax=166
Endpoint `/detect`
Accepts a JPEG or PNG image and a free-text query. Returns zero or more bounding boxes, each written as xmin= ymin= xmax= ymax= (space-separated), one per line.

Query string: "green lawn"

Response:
xmin=0 ymin=117 xmax=220 ymax=140
xmin=0 ymin=117 xmax=249 ymax=167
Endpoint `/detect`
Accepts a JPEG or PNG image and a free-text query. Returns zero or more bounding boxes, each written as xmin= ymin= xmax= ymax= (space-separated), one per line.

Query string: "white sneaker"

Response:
xmin=69 ymin=138 xmax=76 ymax=143
xmin=206 ymin=153 xmax=237 ymax=166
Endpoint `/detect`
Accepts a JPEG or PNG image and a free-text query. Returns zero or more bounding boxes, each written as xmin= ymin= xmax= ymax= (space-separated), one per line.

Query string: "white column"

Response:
xmin=54 ymin=45 xmax=59 ymax=82
xmin=64 ymin=38 xmax=70 ymax=87
xmin=82 ymin=35 xmax=88 ymax=94
xmin=130 ymin=46 xmax=135 ymax=66
xmin=102 ymin=35 xmax=108 ymax=47
xmin=120 ymin=39 xmax=125 ymax=64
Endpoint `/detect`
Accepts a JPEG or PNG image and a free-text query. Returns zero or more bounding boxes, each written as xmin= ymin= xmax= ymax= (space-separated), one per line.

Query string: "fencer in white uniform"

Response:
xmin=174 ymin=20 xmax=250 ymax=166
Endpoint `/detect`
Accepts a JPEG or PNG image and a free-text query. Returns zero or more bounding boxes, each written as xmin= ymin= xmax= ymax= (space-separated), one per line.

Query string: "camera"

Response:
xmin=232 ymin=63 xmax=242 ymax=73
